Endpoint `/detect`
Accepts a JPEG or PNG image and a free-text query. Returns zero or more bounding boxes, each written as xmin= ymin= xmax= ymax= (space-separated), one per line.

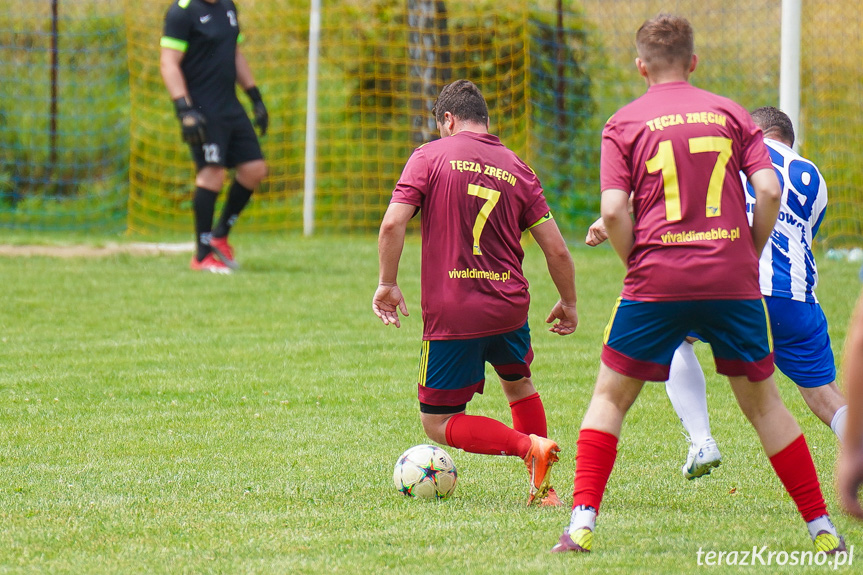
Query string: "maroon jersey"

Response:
xmin=391 ymin=131 xmax=551 ymax=339
xmin=600 ymin=81 xmax=774 ymax=301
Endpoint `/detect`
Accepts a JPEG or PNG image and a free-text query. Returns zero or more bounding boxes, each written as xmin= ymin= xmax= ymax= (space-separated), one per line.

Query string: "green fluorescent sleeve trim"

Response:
xmin=160 ymin=37 xmax=188 ymax=52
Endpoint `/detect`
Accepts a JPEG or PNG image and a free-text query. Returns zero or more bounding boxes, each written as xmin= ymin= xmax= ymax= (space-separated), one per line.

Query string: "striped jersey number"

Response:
xmin=467 ymin=184 xmax=501 ymax=255
xmin=645 ymin=137 xmax=733 ymax=221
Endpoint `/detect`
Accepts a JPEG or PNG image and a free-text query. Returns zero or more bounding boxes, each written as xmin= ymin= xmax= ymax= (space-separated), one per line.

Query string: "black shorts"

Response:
xmin=189 ymin=111 xmax=263 ymax=171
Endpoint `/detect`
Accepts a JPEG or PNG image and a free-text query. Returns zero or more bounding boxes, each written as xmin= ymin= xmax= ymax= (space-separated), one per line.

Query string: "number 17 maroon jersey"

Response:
xmin=390 ymin=131 xmax=551 ymax=340
xmin=600 ymin=81 xmax=774 ymax=302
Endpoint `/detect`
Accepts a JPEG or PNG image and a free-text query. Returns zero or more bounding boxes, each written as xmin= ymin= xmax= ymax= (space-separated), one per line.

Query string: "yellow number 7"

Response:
xmin=645 ymin=136 xmax=732 ymax=221
xmin=467 ymin=184 xmax=501 ymax=255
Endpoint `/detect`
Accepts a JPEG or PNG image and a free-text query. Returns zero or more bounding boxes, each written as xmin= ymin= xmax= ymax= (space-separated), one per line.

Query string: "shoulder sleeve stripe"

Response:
xmin=160 ymin=37 xmax=188 ymax=52
xmin=179 ymin=0 xmax=191 ymax=8
xmin=526 ymin=211 xmax=553 ymax=230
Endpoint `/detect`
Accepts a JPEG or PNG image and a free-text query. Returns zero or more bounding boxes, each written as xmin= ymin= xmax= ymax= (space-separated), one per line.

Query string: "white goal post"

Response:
xmin=780 ymin=0 xmax=801 ymax=150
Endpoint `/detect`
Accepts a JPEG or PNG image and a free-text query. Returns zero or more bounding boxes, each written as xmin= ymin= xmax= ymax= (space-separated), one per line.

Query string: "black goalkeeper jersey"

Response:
xmin=162 ymin=0 xmax=245 ymax=116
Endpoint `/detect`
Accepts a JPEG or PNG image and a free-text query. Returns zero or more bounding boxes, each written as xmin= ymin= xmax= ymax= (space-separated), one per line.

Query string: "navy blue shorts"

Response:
xmin=417 ymin=322 xmax=533 ymax=407
xmin=601 ymin=298 xmax=774 ymax=382
xmin=766 ymin=296 xmax=835 ymax=387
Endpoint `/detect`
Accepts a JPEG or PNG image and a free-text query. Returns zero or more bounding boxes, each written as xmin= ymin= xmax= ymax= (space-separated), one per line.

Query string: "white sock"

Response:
xmin=568 ymin=505 xmax=596 ymax=533
xmin=665 ymin=341 xmax=712 ymax=445
xmin=830 ymin=405 xmax=848 ymax=441
xmin=806 ymin=514 xmax=837 ymax=540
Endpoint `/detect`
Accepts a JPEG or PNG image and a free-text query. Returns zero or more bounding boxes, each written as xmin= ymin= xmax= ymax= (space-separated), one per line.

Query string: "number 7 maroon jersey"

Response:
xmin=390 ymin=131 xmax=551 ymax=340
xmin=600 ymin=81 xmax=774 ymax=302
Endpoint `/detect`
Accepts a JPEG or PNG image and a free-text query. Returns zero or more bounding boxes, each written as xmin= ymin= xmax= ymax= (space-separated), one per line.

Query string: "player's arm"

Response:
xmin=160 ymin=3 xmax=190 ymax=101
xmin=747 ymin=167 xmax=781 ymax=255
xmin=235 ymin=48 xmax=256 ymax=91
xmin=811 ymin=175 xmax=828 ymax=240
xmin=585 ymin=216 xmax=607 ymax=246
xmin=236 ymin=48 xmax=268 ymax=136
xmin=160 ymin=46 xmax=207 ymax=147
xmin=529 ymin=216 xmax=577 ymax=335
xmin=838 ymin=289 xmax=863 ymax=519
xmin=373 ymin=202 xmax=415 ymax=327
xmin=587 ymin=194 xmax=633 ymax=246
xmin=600 ymin=188 xmax=634 ymax=265
xmin=160 ymin=47 xmax=188 ymax=100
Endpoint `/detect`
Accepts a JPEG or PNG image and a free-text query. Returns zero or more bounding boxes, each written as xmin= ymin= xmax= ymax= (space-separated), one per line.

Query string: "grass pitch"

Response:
xmin=1 ymin=233 xmax=861 ymax=574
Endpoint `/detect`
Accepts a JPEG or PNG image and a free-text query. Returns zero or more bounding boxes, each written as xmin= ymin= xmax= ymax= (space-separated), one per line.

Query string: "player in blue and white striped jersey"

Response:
xmin=664 ymin=107 xmax=848 ymax=481
xmin=743 ymin=106 xmax=846 ymax=437
xmin=746 ymin=111 xmax=826 ymax=303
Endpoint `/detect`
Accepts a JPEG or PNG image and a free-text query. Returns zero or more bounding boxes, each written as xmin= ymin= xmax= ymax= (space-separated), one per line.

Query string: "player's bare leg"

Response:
xmin=797 ymin=383 xmax=847 ymax=439
xmin=420 ymin=411 xmax=461 ymax=446
xmin=235 ymin=159 xmax=268 ymax=189
xmin=553 ymin=363 xmax=643 ymax=553
xmin=580 ymin=363 xmax=644 ymax=437
xmin=729 ymin=374 xmax=845 ymax=553
xmin=728 ymin=375 xmax=800 ymax=455
xmin=500 ymin=376 xmax=538 ymax=405
xmin=195 ymin=165 xmax=227 ymax=191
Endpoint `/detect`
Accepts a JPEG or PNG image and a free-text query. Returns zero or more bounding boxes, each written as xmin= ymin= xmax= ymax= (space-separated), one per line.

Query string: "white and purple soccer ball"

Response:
xmin=393 ymin=444 xmax=458 ymax=499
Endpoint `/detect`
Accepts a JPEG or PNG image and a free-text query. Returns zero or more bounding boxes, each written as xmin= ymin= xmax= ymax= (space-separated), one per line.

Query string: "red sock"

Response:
xmin=509 ymin=393 xmax=547 ymax=438
xmin=768 ymin=434 xmax=827 ymax=522
xmin=445 ymin=413 xmax=531 ymax=457
xmin=572 ymin=428 xmax=618 ymax=513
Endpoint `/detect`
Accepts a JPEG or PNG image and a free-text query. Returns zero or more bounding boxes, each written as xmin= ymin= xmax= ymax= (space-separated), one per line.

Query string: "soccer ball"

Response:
xmin=393 ymin=444 xmax=458 ymax=499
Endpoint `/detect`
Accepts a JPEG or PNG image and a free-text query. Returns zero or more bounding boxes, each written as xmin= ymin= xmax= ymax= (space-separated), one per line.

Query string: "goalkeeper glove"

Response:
xmin=245 ymin=86 xmax=268 ymax=136
xmin=173 ymin=97 xmax=207 ymax=146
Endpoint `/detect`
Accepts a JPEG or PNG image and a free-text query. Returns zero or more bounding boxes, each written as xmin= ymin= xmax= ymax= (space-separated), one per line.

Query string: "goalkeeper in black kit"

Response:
xmin=160 ymin=0 xmax=268 ymax=274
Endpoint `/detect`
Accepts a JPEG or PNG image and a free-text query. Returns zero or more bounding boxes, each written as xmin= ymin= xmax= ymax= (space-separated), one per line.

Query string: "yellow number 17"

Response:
xmin=467 ymin=184 xmax=501 ymax=255
xmin=644 ymin=136 xmax=732 ymax=221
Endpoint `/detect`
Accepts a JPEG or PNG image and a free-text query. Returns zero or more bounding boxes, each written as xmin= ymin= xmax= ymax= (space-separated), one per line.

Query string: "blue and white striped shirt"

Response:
xmin=745 ymin=139 xmax=827 ymax=304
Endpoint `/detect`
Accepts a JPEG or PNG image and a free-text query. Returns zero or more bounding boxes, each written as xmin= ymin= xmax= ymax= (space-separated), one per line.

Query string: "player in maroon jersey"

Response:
xmin=551 ymin=14 xmax=845 ymax=554
xmin=373 ymin=80 xmax=578 ymax=506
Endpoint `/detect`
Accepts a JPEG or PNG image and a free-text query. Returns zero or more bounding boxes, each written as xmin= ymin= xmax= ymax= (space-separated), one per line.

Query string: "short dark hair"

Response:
xmin=636 ymin=14 xmax=694 ymax=71
xmin=433 ymin=80 xmax=489 ymax=125
xmin=750 ymin=106 xmax=795 ymax=147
